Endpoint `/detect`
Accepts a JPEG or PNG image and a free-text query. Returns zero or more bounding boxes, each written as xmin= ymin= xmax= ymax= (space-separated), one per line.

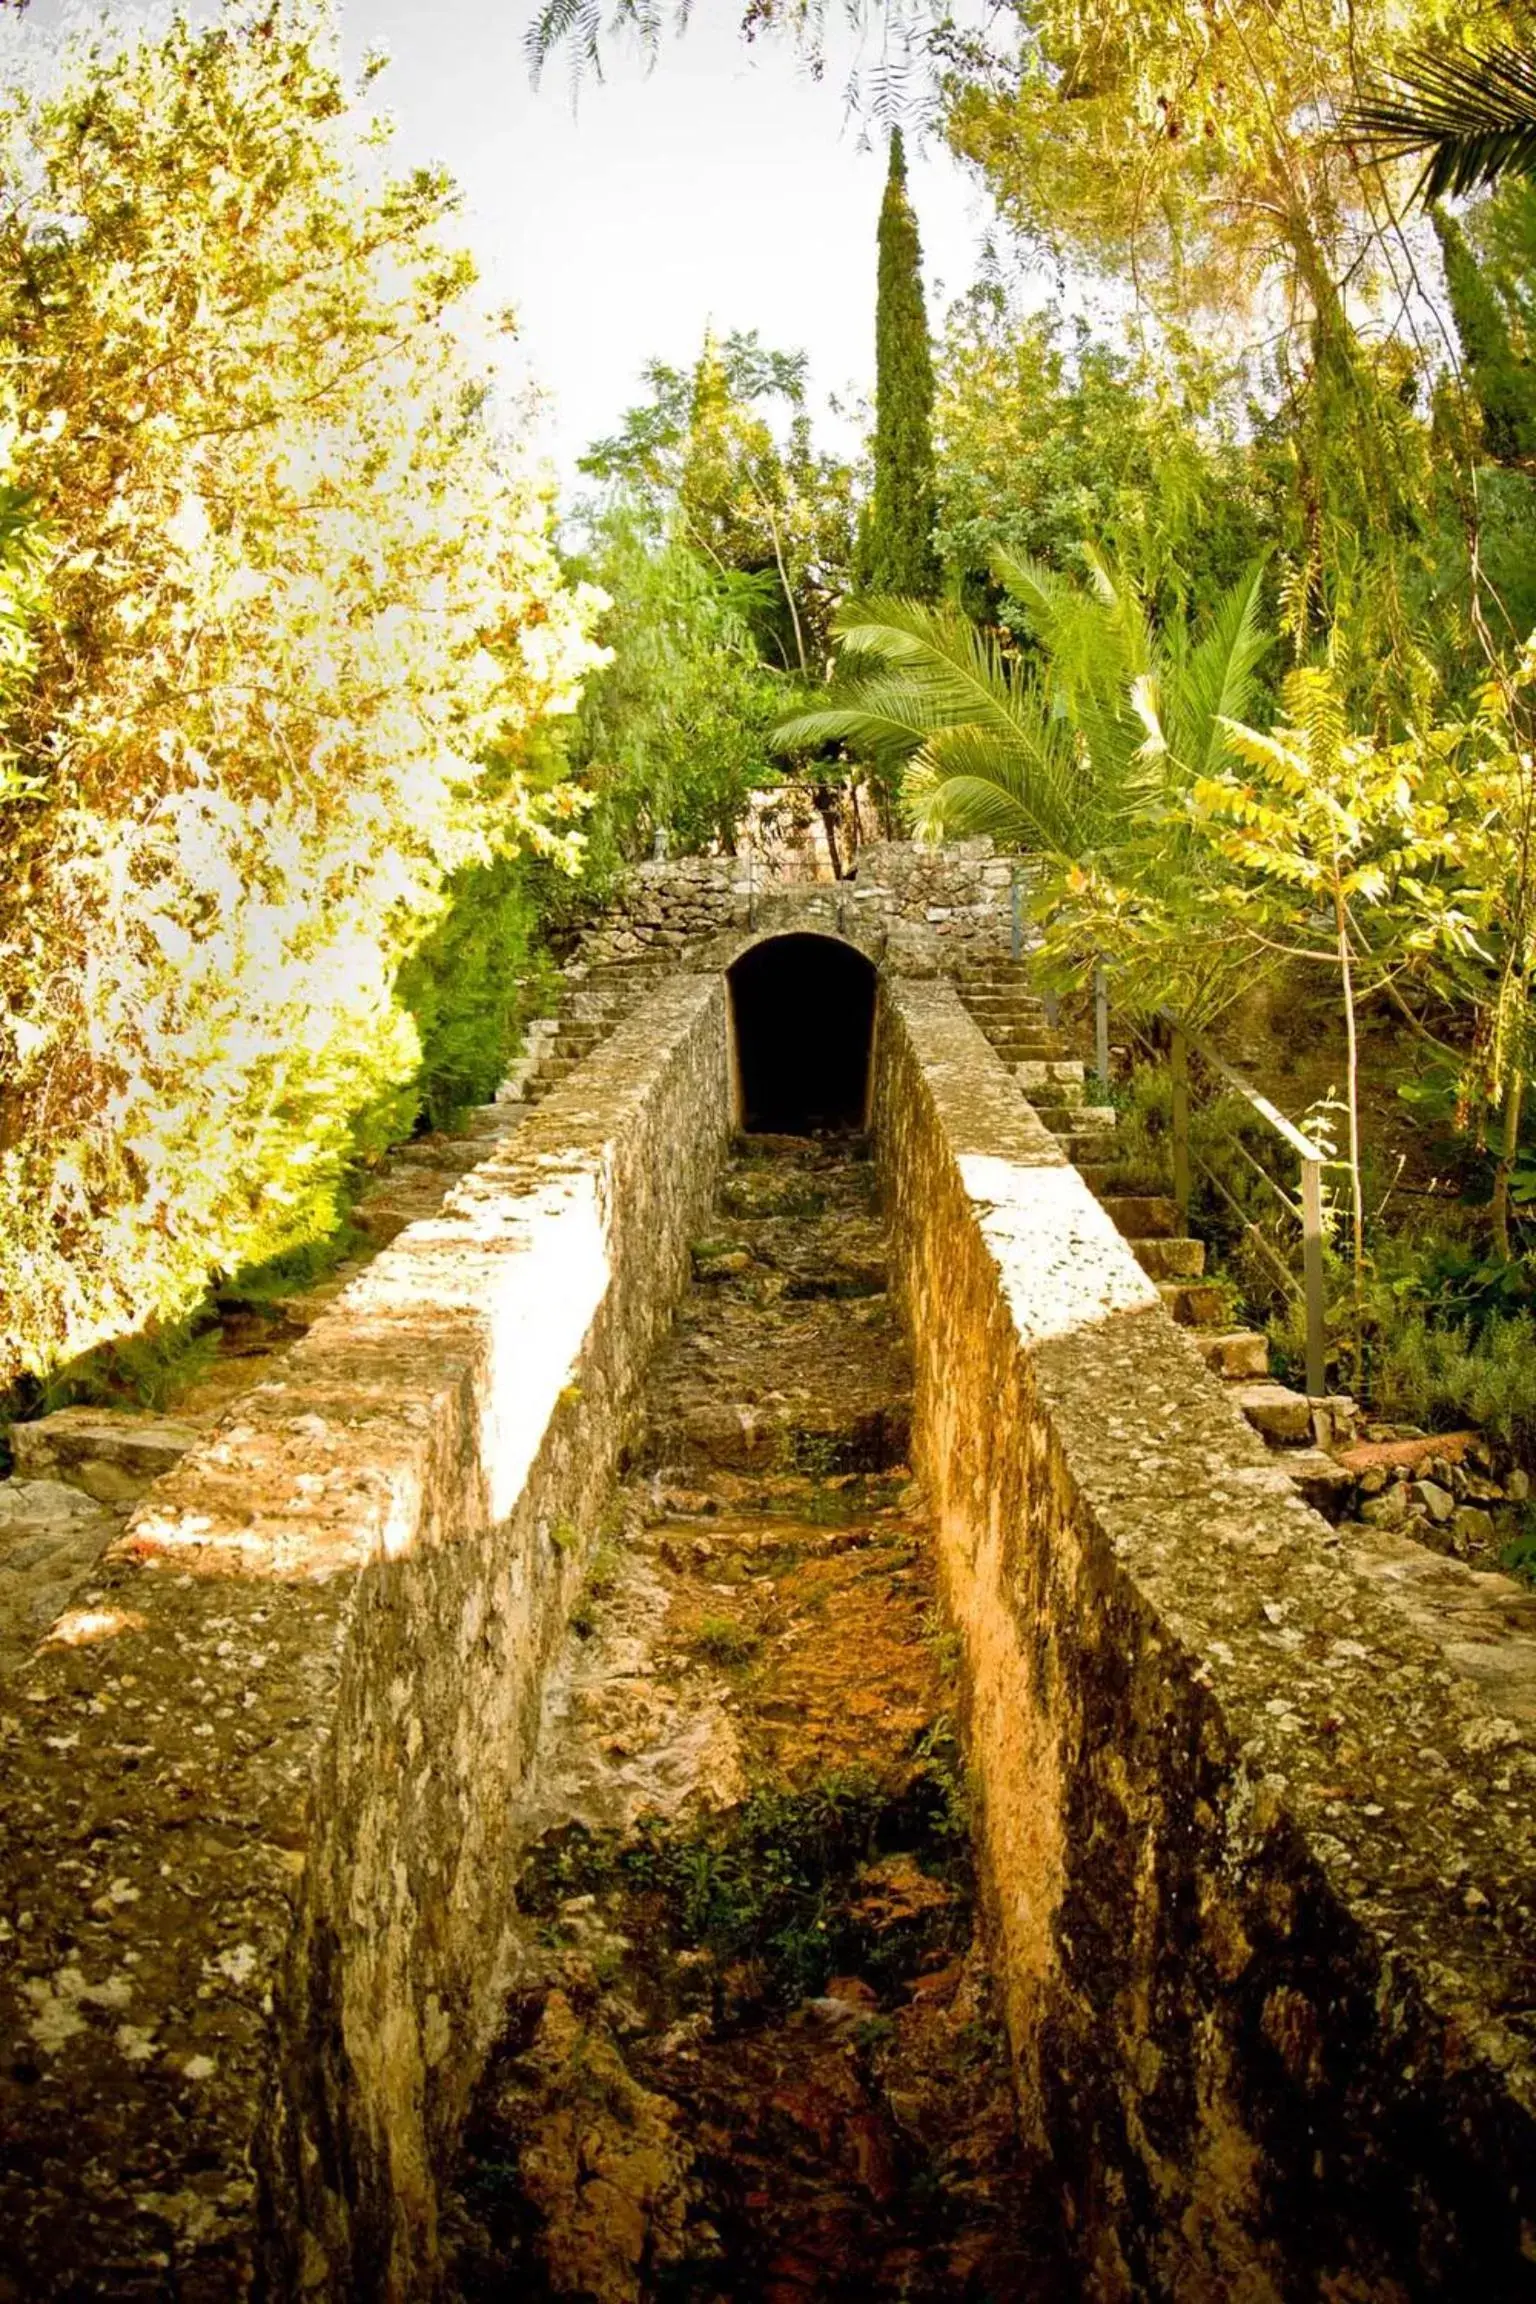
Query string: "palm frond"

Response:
xmin=989 ymin=547 xmax=1082 ymax=653
xmin=993 ymin=542 xmax=1153 ymax=783
xmin=772 ymin=683 xmax=936 ymax=784
xmin=916 ymin=711 xmax=1087 ymax=854
xmin=826 ymin=595 xmax=1064 ymax=774
xmin=1175 ymin=562 xmax=1271 ymax=779
xmin=906 ymin=770 xmax=1043 ymax=848
xmin=1348 ymin=40 xmax=1536 ymax=201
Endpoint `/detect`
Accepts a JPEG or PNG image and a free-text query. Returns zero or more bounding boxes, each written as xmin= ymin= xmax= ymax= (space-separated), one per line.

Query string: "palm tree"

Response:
xmin=1349 ymin=41 xmax=1536 ymax=202
xmin=774 ymin=548 xmax=1269 ymax=866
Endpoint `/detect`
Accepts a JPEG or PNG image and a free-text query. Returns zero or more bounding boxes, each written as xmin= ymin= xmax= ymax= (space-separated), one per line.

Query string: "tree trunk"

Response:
xmin=1492 ymin=1067 xmax=1526 ymax=1262
xmin=1334 ymin=880 xmax=1366 ymax=1354
xmin=813 ymin=784 xmax=844 ymax=880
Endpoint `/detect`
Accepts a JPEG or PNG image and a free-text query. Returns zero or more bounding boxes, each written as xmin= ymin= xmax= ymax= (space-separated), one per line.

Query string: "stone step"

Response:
xmin=1282 ymin=1447 xmax=1356 ymax=1521
xmin=558 ymin=992 xmax=627 ymax=1023
xmin=989 ymin=1035 xmax=1070 ymax=1061
xmin=1057 ymin=1132 xmax=1123 ymax=1167
xmin=1035 ymin=1079 xmax=1087 ymax=1108
xmin=9 ymin=1410 xmax=203 ymax=1506
xmin=959 ymin=999 xmax=1049 ymax=1022
xmin=970 ymin=1018 xmax=1055 ymax=1043
xmin=1158 ymin=1280 xmax=1228 ymax=1327
xmin=1130 ymin=1236 xmax=1206 ymax=1281
xmin=1193 ymin=1330 xmax=1271 ymax=1380
xmin=1100 ymin=1194 xmax=1181 ymax=1240
xmin=1014 ymin=1059 xmax=1086 ymax=1093
xmin=1231 ymin=1381 xmax=1314 ymax=1446
xmin=1075 ymin=1163 xmax=1120 ymax=1198
xmin=1033 ymin=1102 xmax=1116 ymax=1135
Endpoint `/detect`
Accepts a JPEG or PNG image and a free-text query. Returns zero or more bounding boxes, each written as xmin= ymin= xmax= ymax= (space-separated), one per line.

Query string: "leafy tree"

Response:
xmin=862 ymin=129 xmax=940 ymax=600
xmin=581 ymin=329 xmax=855 ymax=675
xmin=935 ymin=292 xmax=1269 ymax=619
xmin=1432 ymin=205 xmax=1536 ymax=465
xmin=0 ymin=2 xmax=602 ymax=1387
xmin=1199 ymin=666 xmax=1472 ymax=1296
xmin=570 ymin=505 xmax=785 ymax=859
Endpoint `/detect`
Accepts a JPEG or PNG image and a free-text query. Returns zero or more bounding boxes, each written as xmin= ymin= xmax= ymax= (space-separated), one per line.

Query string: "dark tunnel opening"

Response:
xmin=728 ymin=934 xmax=877 ymax=1134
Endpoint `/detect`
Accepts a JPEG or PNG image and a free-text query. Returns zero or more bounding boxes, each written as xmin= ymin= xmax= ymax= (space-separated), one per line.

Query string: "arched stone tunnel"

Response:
xmin=727 ymin=931 xmax=877 ymax=1133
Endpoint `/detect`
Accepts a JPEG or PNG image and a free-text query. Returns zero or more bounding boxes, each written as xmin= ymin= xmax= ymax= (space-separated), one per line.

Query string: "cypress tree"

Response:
xmin=1433 ymin=205 xmax=1536 ymax=467
xmin=864 ymin=128 xmax=941 ymax=597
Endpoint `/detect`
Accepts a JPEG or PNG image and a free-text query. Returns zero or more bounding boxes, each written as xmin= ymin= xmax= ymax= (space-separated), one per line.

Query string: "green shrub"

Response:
xmin=398 ymin=850 xmax=561 ymax=1133
xmin=1369 ymin=1310 xmax=1536 ymax=1457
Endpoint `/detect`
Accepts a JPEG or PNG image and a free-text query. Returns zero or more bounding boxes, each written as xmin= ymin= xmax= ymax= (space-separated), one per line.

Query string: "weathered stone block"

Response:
xmin=874 ymin=977 xmax=1536 ymax=2299
xmin=1130 ymin=1235 xmax=1206 ymax=1282
xmin=0 ymin=1480 xmax=122 ymax=1677
xmin=1100 ymin=1194 xmax=1181 ymax=1241
xmin=1283 ymin=1445 xmax=1357 ymax=1520
xmin=0 ymin=979 xmax=732 ymax=2301
xmin=9 ymin=1409 xmax=202 ymax=1503
xmin=1194 ymin=1330 xmax=1271 ymax=1380
xmin=1452 ymin=1504 xmax=1497 ymax=1554
xmin=1232 ymin=1380 xmax=1314 ymax=1444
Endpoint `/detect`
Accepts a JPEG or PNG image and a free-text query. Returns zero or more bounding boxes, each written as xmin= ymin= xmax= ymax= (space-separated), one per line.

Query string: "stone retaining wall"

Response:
xmin=874 ymin=976 xmax=1536 ymax=2300
xmin=0 ymin=979 xmax=731 ymax=2301
xmin=575 ymin=839 xmax=1026 ymax=974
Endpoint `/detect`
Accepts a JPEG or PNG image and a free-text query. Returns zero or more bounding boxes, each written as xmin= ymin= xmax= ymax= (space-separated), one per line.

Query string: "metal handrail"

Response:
xmin=1153 ymin=1008 xmax=1329 ymax=1165
xmin=1113 ymin=993 xmax=1332 ymax=1400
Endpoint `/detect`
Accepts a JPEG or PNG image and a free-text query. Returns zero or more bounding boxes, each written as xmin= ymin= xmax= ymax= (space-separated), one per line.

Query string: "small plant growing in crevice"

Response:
xmin=523 ymin=1756 xmax=972 ymax=2008
xmin=688 ymin=1616 xmax=761 ymax=1667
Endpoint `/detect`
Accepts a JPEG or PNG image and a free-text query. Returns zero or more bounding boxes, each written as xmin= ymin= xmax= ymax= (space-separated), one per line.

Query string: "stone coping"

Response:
xmin=876 ymin=976 xmax=1536 ymax=2296
xmin=0 ymin=976 xmax=730 ymax=2301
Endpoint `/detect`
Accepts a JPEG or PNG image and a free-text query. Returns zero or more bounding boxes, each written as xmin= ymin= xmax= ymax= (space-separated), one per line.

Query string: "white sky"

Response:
xmin=10 ymin=0 xmax=1016 ymax=486
xmin=336 ymin=0 xmax=1002 ymax=482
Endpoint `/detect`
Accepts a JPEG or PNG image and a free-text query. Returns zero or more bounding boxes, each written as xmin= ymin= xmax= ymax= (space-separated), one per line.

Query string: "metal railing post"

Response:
xmin=1093 ymin=964 xmax=1109 ymax=1097
xmin=1300 ymin=1158 xmax=1327 ymax=1400
xmin=1170 ymin=1026 xmax=1191 ymax=1227
xmin=1010 ymin=867 xmax=1023 ymax=962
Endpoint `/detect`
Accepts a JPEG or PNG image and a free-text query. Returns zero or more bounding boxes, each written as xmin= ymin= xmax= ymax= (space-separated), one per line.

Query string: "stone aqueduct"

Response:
xmin=2 ymin=843 xmax=1535 ymax=2298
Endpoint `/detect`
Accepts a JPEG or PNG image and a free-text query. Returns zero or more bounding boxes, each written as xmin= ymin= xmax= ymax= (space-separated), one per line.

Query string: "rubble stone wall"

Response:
xmin=874 ymin=975 xmax=1536 ymax=2301
xmin=0 ymin=979 xmax=731 ymax=2302
xmin=574 ymin=839 xmax=1028 ymax=975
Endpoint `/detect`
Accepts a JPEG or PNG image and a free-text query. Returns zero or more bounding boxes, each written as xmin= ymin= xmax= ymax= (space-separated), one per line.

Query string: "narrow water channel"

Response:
xmin=444 ymin=1132 xmax=1066 ymax=2302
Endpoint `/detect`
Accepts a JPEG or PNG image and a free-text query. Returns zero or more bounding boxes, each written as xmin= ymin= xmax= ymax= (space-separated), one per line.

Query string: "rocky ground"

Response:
xmin=443 ymin=1134 xmax=1067 ymax=2303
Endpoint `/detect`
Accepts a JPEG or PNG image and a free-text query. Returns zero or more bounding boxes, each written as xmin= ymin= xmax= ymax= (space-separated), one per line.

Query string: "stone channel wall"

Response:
xmin=0 ymin=979 xmax=731 ymax=2302
xmin=873 ymin=976 xmax=1536 ymax=2300
xmin=574 ymin=839 xmax=1026 ymax=974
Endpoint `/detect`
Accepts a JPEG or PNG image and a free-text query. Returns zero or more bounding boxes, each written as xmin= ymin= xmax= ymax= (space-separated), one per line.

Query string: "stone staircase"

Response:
xmin=499 ymin=957 xmax=677 ymax=1108
xmin=954 ymin=957 xmax=1351 ymax=1513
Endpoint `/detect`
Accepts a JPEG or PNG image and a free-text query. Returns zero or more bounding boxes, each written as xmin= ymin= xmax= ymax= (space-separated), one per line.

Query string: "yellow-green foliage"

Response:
xmin=1371 ymin=1312 xmax=1536 ymax=1459
xmin=0 ymin=3 xmax=604 ymax=1386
